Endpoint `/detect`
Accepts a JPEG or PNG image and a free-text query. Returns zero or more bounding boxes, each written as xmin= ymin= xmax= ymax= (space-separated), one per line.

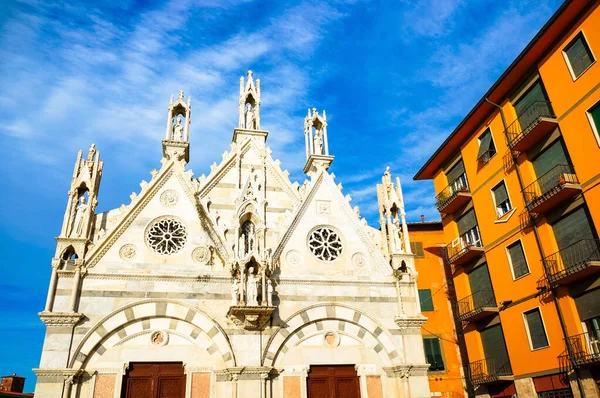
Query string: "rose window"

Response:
xmin=308 ymin=227 xmax=343 ymax=262
xmin=146 ymin=218 xmax=187 ymax=255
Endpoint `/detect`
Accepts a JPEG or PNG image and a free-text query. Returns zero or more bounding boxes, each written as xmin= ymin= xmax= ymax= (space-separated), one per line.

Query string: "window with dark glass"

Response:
xmin=423 ymin=337 xmax=445 ymax=371
xmin=564 ymin=32 xmax=595 ymax=79
xmin=477 ymin=128 xmax=496 ymax=164
xmin=507 ymin=241 xmax=529 ymax=279
xmin=588 ymin=101 xmax=600 ymax=141
xmin=524 ymin=308 xmax=549 ymax=349
xmin=419 ymin=289 xmax=434 ymax=311
xmin=492 ymin=181 xmax=512 ymax=217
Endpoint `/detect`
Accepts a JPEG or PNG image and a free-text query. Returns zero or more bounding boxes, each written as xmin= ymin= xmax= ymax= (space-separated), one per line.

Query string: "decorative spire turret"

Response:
xmin=238 ymin=70 xmax=261 ymax=130
xmin=303 ymin=108 xmax=333 ymax=176
xmin=377 ymin=167 xmax=412 ymax=259
xmin=162 ymin=90 xmax=191 ymax=163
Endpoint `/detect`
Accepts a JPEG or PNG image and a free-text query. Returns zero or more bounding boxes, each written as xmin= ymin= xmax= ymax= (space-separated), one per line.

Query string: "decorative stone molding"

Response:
xmin=160 ymin=189 xmax=179 ymax=208
xmin=150 ymin=330 xmax=169 ymax=347
xmin=38 ymin=311 xmax=84 ymax=327
xmin=394 ymin=315 xmax=427 ymax=334
xmin=382 ymin=364 xmax=430 ymax=378
xmin=355 ymin=364 xmax=378 ymax=376
xmin=352 ymin=252 xmax=367 ymax=269
xmin=323 ymin=331 xmax=340 ymax=347
xmin=118 ymin=244 xmax=136 ymax=260
xmin=192 ymin=246 xmax=211 ymax=265
xmin=282 ymin=365 xmax=309 ymax=377
xmin=227 ymin=305 xmax=275 ymax=330
xmin=33 ymin=368 xmax=82 ymax=378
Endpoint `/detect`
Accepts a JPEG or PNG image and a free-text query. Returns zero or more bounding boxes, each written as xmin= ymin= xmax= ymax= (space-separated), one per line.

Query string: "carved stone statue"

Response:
xmin=71 ymin=196 xmax=89 ymax=238
xmin=313 ymin=129 xmax=323 ymax=155
xmin=87 ymin=144 xmax=96 ymax=162
xmin=390 ymin=218 xmax=402 ymax=253
xmin=231 ymin=278 xmax=239 ymax=306
xmin=173 ymin=117 xmax=184 ymax=141
xmin=245 ymin=106 xmax=254 ymax=129
xmin=246 ymin=267 xmax=258 ymax=306
xmin=266 ymin=279 xmax=273 ymax=306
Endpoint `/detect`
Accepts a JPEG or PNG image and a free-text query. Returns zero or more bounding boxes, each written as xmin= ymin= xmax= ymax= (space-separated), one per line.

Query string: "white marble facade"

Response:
xmin=34 ymin=71 xmax=431 ymax=398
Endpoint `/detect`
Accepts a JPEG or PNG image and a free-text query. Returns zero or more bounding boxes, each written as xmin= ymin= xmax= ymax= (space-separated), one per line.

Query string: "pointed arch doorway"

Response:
xmin=307 ymin=365 xmax=360 ymax=398
xmin=121 ymin=362 xmax=185 ymax=398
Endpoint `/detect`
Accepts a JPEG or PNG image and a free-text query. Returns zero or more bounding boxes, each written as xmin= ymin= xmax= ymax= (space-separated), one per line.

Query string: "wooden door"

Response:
xmin=307 ymin=365 xmax=360 ymax=398
xmin=122 ymin=363 xmax=185 ymax=398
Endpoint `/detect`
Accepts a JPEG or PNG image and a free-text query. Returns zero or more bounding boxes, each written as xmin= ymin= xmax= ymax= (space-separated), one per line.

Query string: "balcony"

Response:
xmin=457 ymin=290 xmax=499 ymax=322
xmin=506 ymin=101 xmax=558 ymax=152
xmin=447 ymin=231 xmax=484 ymax=267
xmin=523 ymin=164 xmax=581 ymax=214
xmin=436 ymin=174 xmax=471 ymax=214
xmin=565 ymin=332 xmax=600 ymax=367
xmin=469 ymin=357 xmax=513 ymax=385
xmin=543 ymin=239 xmax=600 ymax=286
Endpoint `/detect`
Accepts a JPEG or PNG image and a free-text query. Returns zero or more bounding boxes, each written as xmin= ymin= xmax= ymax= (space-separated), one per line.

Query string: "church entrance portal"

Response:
xmin=307 ymin=365 xmax=360 ymax=398
xmin=121 ymin=362 xmax=185 ymax=398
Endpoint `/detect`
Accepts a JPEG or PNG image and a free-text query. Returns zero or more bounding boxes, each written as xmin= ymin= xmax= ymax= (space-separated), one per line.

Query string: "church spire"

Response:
xmin=162 ymin=90 xmax=191 ymax=163
xmin=239 ymin=70 xmax=261 ymax=130
xmin=376 ymin=167 xmax=412 ymax=259
xmin=303 ymin=108 xmax=333 ymax=176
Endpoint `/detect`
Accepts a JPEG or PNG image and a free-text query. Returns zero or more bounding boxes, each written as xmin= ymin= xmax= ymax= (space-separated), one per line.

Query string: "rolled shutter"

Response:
xmin=493 ymin=183 xmax=509 ymax=206
xmin=552 ymin=207 xmax=595 ymax=250
xmin=532 ymin=140 xmax=569 ymax=179
xmin=481 ymin=325 xmax=511 ymax=370
xmin=477 ymin=131 xmax=492 ymax=160
xmin=566 ymin=34 xmax=594 ymax=77
xmin=411 ymin=241 xmax=425 ymax=258
xmin=575 ymin=287 xmax=600 ymax=321
xmin=446 ymin=160 xmax=465 ymax=183
xmin=508 ymin=241 xmax=528 ymax=279
xmin=457 ymin=209 xmax=477 ymax=235
xmin=514 ymin=82 xmax=547 ymax=128
xmin=525 ymin=309 xmax=549 ymax=349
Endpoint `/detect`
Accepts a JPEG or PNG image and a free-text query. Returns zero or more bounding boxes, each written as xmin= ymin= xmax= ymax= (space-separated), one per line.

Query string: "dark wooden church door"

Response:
xmin=307 ymin=365 xmax=360 ymax=398
xmin=121 ymin=363 xmax=185 ymax=398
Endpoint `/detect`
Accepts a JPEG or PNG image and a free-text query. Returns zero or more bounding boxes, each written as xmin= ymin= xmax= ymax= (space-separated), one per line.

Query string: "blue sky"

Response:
xmin=0 ymin=0 xmax=562 ymax=390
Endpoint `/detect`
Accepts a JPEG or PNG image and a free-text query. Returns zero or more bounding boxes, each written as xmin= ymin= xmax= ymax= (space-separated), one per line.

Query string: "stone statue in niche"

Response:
xmin=231 ymin=277 xmax=239 ymax=306
xmin=266 ymin=279 xmax=273 ymax=306
xmin=245 ymin=105 xmax=254 ymax=129
xmin=70 ymin=196 xmax=89 ymax=238
xmin=173 ymin=117 xmax=184 ymax=141
xmin=313 ymin=129 xmax=323 ymax=155
xmin=246 ymin=267 xmax=258 ymax=306
xmin=390 ymin=218 xmax=403 ymax=253
xmin=87 ymin=143 xmax=96 ymax=162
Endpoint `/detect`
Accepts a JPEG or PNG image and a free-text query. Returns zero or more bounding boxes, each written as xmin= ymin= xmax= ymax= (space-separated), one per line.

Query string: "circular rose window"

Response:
xmin=146 ymin=218 xmax=187 ymax=255
xmin=308 ymin=227 xmax=343 ymax=262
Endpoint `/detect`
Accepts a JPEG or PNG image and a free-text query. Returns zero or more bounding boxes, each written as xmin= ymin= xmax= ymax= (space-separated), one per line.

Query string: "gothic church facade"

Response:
xmin=34 ymin=72 xmax=432 ymax=398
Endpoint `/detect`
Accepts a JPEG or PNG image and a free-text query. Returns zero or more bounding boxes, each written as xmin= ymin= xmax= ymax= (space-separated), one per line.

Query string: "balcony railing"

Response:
xmin=469 ymin=357 xmax=513 ymax=385
xmin=523 ymin=164 xmax=581 ymax=214
xmin=447 ymin=230 xmax=484 ymax=267
xmin=457 ymin=290 xmax=498 ymax=322
xmin=565 ymin=331 xmax=600 ymax=367
xmin=506 ymin=101 xmax=557 ymax=152
xmin=543 ymin=239 xmax=600 ymax=285
xmin=436 ymin=173 xmax=471 ymax=213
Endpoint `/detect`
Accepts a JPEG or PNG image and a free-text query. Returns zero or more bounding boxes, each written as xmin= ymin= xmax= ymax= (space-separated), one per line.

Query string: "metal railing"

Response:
xmin=457 ymin=290 xmax=497 ymax=320
xmin=469 ymin=357 xmax=512 ymax=384
xmin=506 ymin=100 xmax=555 ymax=148
xmin=478 ymin=148 xmax=496 ymax=165
xmin=543 ymin=239 xmax=600 ymax=284
xmin=565 ymin=331 xmax=600 ymax=366
xmin=447 ymin=229 xmax=483 ymax=262
xmin=436 ymin=173 xmax=469 ymax=211
xmin=523 ymin=164 xmax=579 ymax=210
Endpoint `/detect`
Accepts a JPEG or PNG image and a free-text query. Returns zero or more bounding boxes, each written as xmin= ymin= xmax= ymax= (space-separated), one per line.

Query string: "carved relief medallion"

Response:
xmin=160 ymin=190 xmax=179 ymax=208
xmin=150 ymin=330 xmax=168 ymax=347
xmin=316 ymin=200 xmax=331 ymax=215
xmin=285 ymin=250 xmax=302 ymax=267
xmin=352 ymin=252 xmax=367 ymax=269
xmin=323 ymin=331 xmax=340 ymax=347
xmin=119 ymin=244 xmax=137 ymax=260
xmin=192 ymin=246 xmax=211 ymax=264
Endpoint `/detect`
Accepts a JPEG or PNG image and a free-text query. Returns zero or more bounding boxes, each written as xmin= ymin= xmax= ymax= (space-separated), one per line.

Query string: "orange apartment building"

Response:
xmin=414 ymin=1 xmax=600 ymax=397
xmin=409 ymin=221 xmax=469 ymax=398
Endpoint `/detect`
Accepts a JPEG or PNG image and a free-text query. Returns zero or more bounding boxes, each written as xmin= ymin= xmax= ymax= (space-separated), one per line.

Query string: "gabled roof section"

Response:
xmin=414 ymin=0 xmax=594 ymax=180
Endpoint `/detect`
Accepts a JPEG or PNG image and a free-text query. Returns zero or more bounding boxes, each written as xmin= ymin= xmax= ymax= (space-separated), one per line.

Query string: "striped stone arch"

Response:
xmin=262 ymin=303 xmax=402 ymax=367
xmin=69 ymin=299 xmax=236 ymax=369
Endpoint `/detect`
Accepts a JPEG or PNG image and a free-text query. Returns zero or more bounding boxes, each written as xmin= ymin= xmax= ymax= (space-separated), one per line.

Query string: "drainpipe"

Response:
xmin=485 ymin=98 xmax=586 ymax=398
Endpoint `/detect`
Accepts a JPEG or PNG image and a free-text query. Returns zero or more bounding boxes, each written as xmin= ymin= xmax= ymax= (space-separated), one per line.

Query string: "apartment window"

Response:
xmin=411 ymin=241 xmax=425 ymax=258
xmin=419 ymin=289 xmax=434 ymax=311
xmin=457 ymin=209 xmax=482 ymax=248
xmin=477 ymin=128 xmax=496 ymax=164
xmin=491 ymin=181 xmax=512 ymax=217
xmin=524 ymin=308 xmax=549 ymax=350
xmin=423 ymin=337 xmax=445 ymax=371
xmin=587 ymin=101 xmax=600 ymax=143
xmin=506 ymin=240 xmax=530 ymax=279
xmin=563 ymin=32 xmax=595 ymax=79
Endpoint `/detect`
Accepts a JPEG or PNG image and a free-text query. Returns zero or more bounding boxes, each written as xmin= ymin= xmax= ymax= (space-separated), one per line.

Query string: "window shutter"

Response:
xmin=493 ymin=182 xmax=509 ymax=206
xmin=423 ymin=338 xmax=435 ymax=367
xmin=481 ymin=325 xmax=511 ymax=370
xmin=525 ymin=309 xmax=549 ymax=349
xmin=457 ymin=209 xmax=477 ymax=236
xmin=514 ymin=81 xmax=547 ymax=128
xmin=532 ymin=140 xmax=569 ymax=179
xmin=446 ymin=160 xmax=465 ymax=183
xmin=419 ymin=289 xmax=434 ymax=311
xmin=423 ymin=338 xmax=445 ymax=371
xmin=411 ymin=241 xmax=425 ymax=258
xmin=507 ymin=241 xmax=529 ymax=279
xmin=468 ymin=264 xmax=493 ymax=295
xmin=477 ymin=130 xmax=493 ymax=160
xmin=590 ymin=103 xmax=600 ymax=138
xmin=575 ymin=287 xmax=600 ymax=321
xmin=552 ymin=207 xmax=595 ymax=250
xmin=566 ymin=34 xmax=594 ymax=78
